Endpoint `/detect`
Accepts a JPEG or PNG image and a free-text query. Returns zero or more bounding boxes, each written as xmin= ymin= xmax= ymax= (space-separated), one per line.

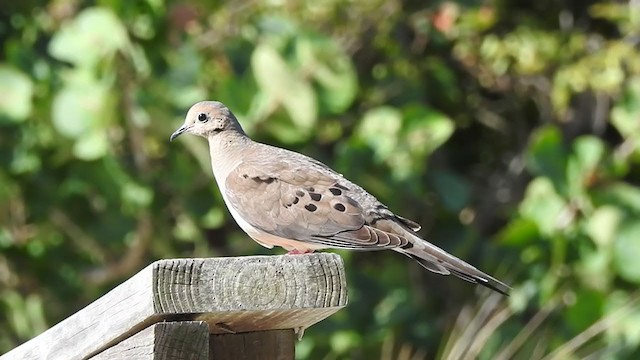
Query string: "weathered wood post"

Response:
xmin=0 ymin=253 xmax=347 ymax=360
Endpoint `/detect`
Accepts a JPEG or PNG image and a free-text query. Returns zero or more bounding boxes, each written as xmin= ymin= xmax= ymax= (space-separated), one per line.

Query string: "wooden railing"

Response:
xmin=1 ymin=253 xmax=347 ymax=359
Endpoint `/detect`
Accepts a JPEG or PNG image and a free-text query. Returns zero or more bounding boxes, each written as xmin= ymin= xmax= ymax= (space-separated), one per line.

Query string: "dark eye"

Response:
xmin=197 ymin=113 xmax=208 ymax=122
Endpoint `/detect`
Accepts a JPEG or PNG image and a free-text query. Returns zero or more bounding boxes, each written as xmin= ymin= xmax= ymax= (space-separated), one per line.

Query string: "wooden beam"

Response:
xmin=1 ymin=254 xmax=347 ymax=360
xmin=91 ymin=321 xmax=209 ymax=360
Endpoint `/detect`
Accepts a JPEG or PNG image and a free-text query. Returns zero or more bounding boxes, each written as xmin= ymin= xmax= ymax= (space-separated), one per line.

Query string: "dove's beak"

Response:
xmin=170 ymin=125 xmax=190 ymax=142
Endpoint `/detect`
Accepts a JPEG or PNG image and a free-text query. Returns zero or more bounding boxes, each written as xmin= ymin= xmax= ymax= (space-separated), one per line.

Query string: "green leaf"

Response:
xmin=2 ymin=291 xmax=47 ymax=339
xmin=201 ymin=207 xmax=225 ymax=229
xmin=585 ymin=206 xmax=622 ymax=248
xmin=566 ymin=290 xmax=604 ymax=332
xmin=611 ymin=77 xmax=640 ymax=157
xmin=576 ymin=247 xmax=611 ymax=290
xmin=329 ymin=330 xmax=361 ymax=353
xmin=52 ymin=80 xmax=107 ymax=139
xmin=73 ymin=131 xmax=108 ymax=160
xmin=604 ymin=291 xmax=640 ymax=347
xmin=498 ymin=218 xmax=540 ymax=245
xmin=613 ymin=221 xmax=640 ymax=283
xmin=0 ymin=66 xmax=33 ymax=121
xmin=10 ymin=147 xmax=41 ymax=174
xmin=355 ymin=106 xmax=402 ymax=161
xmin=566 ymin=136 xmax=605 ymax=199
xmin=519 ymin=177 xmax=567 ymax=236
xmin=526 ymin=125 xmax=568 ymax=195
xmin=251 ymin=43 xmax=317 ymax=134
xmin=49 ymin=7 xmax=129 ymax=68
xmin=572 ymin=136 xmax=605 ymax=174
xmin=403 ymin=105 xmax=455 ymax=158
xmin=173 ymin=214 xmax=202 ymax=243
xmin=295 ymin=34 xmax=358 ymax=113
xmin=593 ymin=182 xmax=640 ymax=215
xmin=121 ymin=182 xmax=154 ymax=209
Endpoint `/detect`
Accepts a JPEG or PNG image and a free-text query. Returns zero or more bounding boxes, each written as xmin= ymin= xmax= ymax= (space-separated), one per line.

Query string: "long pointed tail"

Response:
xmin=397 ymin=235 xmax=511 ymax=295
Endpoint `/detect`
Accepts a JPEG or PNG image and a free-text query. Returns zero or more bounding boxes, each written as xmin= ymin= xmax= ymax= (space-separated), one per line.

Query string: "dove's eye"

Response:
xmin=197 ymin=113 xmax=208 ymax=122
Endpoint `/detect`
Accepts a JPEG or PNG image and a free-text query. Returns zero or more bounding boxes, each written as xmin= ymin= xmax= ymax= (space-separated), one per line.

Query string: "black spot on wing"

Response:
xmin=243 ymin=174 xmax=276 ymax=184
xmin=334 ymin=184 xmax=349 ymax=191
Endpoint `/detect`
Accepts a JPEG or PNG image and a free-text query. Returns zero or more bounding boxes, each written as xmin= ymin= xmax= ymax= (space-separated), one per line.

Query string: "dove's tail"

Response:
xmin=396 ymin=234 xmax=511 ymax=295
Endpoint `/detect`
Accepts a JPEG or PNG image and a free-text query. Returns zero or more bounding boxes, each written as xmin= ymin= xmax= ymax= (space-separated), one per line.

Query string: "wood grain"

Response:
xmin=210 ymin=330 xmax=294 ymax=360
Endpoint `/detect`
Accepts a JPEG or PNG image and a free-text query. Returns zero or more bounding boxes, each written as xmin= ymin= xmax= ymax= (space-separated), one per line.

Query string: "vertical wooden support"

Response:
xmin=210 ymin=330 xmax=295 ymax=360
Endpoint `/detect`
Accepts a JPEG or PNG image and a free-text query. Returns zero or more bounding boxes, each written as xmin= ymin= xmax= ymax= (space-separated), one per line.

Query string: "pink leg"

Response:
xmin=287 ymin=249 xmax=315 ymax=255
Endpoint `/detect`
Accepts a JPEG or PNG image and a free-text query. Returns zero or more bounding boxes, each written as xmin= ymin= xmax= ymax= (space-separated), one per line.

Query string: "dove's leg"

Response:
xmin=287 ymin=249 xmax=315 ymax=255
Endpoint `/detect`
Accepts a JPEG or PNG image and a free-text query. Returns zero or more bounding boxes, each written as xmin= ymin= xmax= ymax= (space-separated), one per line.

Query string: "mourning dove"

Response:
xmin=171 ymin=101 xmax=510 ymax=295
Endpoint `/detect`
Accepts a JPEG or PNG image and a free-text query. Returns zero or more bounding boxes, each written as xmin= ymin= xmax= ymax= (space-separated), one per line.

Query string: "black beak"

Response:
xmin=170 ymin=125 xmax=189 ymax=142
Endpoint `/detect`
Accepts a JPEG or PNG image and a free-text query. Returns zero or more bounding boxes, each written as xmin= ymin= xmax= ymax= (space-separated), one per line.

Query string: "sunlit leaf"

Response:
xmin=613 ymin=221 xmax=640 ymax=283
xmin=566 ymin=135 xmax=606 ymax=200
xmin=49 ymin=7 xmax=129 ymax=68
xmin=0 ymin=66 xmax=33 ymax=121
xmin=604 ymin=291 xmax=640 ymax=347
xmin=586 ymin=206 xmax=622 ymax=248
xmin=10 ymin=147 xmax=41 ymax=174
xmin=329 ymin=330 xmax=361 ymax=353
xmin=251 ymin=43 xmax=317 ymax=134
xmin=403 ymin=105 xmax=455 ymax=157
xmin=201 ymin=207 xmax=225 ymax=229
xmin=519 ymin=177 xmax=567 ymax=236
xmin=72 ymin=130 xmax=108 ymax=160
xmin=611 ymin=77 xmax=640 ymax=158
xmin=52 ymin=80 xmax=107 ymax=139
xmin=1 ymin=291 xmax=46 ymax=339
xmin=572 ymin=136 xmax=605 ymax=175
xmin=173 ymin=214 xmax=202 ymax=242
xmin=295 ymin=34 xmax=358 ymax=113
xmin=121 ymin=182 xmax=154 ymax=210
xmin=355 ymin=106 xmax=402 ymax=161
xmin=576 ymin=247 xmax=611 ymax=290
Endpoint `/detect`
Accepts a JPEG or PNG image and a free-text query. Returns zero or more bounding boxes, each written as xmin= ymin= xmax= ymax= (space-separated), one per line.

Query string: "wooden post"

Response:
xmin=93 ymin=321 xmax=210 ymax=360
xmin=1 ymin=253 xmax=347 ymax=360
xmin=210 ymin=330 xmax=295 ymax=360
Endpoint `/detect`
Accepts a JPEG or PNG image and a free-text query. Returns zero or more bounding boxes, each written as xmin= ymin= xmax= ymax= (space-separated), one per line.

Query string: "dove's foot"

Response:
xmin=287 ymin=249 xmax=315 ymax=255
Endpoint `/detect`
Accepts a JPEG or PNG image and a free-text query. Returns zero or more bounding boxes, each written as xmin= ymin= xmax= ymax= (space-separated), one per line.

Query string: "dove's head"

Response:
xmin=170 ymin=101 xmax=245 ymax=141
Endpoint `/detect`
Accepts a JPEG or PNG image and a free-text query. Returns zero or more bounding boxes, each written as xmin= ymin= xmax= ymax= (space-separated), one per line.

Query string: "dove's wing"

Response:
xmin=223 ymin=152 xmax=410 ymax=250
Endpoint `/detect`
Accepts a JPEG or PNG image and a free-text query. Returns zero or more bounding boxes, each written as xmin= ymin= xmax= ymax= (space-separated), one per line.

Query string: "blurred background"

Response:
xmin=1 ymin=0 xmax=640 ymax=358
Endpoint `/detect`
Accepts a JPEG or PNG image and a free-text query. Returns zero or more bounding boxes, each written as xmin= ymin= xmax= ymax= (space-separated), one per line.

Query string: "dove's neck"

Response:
xmin=207 ymin=130 xmax=253 ymax=192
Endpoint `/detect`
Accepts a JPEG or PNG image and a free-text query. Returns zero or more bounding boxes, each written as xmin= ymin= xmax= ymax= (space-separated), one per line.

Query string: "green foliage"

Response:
xmin=0 ymin=66 xmax=33 ymax=121
xmin=2 ymin=0 xmax=640 ymax=359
